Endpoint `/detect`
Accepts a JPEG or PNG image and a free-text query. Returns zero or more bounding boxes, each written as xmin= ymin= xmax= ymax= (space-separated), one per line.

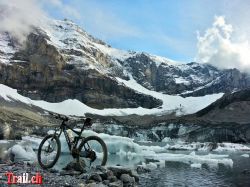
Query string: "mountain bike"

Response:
xmin=37 ymin=112 xmax=108 ymax=169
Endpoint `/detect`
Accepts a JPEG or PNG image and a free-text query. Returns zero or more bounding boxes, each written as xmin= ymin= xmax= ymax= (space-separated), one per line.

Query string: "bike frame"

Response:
xmin=54 ymin=119 xmax=85 ymax=151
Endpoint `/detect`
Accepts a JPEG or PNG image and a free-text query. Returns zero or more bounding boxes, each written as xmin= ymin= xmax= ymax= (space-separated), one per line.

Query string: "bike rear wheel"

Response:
xmin=78 ymin=136 xmax=108 ymax=167
xmin=37 ymin=134 xmax=61 ymax=169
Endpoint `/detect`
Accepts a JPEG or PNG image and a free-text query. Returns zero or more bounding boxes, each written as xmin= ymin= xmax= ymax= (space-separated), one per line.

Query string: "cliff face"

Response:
xmin=0 ymin=32 xmax=161 ymax=109
xmin=196 ymin=88 xmax=250 ymax=124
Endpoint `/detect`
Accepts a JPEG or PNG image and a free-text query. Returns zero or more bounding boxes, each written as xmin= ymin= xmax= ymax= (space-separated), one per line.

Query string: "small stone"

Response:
xmin=89 ymin=173 xmax=102 ymax=182
xmin=108 ymin=166 xmax=132 ymax=178
xmin=86 ymin=183 xmax=107 ymax=187
xmin=77 ymin=173 xmax=89 ymax=180
xmin=95 ymin=165 xmax=107 ymax=173
xmin=87 ymin=180 xmax=96 ymax=184
xmin=120 ymin=174 xmax=131 ymax=183
xmin=106 ymin=170 xmax=114 ymax=178
xmin=77 ymin=183 xmax=86 ymax=187
xmin=86 ymin=183 xmax=96 ymax=187
xmin=60 ymin=170 xmax=82 ymax=176
xmin=130 ymin=170 xmax=139 ymax=183
xmin=109 ymin=180 xmax=123 ymax=187
xmin=64 ymin=182 xmax=72 ymax=187
xmin=120 ymin=174 xmax=135 ymax=186
xmin=108 ymin=176 xmax=117 ymax=183
xmin=103 ymin=180 xmax=110 ymax=185
xmin=49 ymin=168 xmax=59 ymax=173
xmin=63 ymin=160 xmax=86 ymax=173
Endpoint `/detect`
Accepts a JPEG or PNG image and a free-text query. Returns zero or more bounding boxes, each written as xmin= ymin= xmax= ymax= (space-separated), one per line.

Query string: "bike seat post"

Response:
xmin=79 ymin=124 xmax=85 ymax=135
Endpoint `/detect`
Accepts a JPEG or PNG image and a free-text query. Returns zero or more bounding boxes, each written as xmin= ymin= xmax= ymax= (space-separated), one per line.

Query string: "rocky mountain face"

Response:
xmin=0 ymin=21 xmax=161 ymax=109
xmin=0 ymin=18 xmax=250 ymax=109
xmin=121 ymin=54 xmax=250 ymax=96
xmin=196 ymin=88 xmax=250 ymax=123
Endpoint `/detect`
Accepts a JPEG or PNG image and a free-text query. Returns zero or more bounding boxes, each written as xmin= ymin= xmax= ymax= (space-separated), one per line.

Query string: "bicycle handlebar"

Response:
xmin=48 ymin=112 xmax=92 ymax=126
xmin=49 ymin=112 xmax=69 ymax=121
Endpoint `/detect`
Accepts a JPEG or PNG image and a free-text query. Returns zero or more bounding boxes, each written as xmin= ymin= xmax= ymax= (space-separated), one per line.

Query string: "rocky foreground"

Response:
xmin=0 ymin=161 xmax=148 ymax=187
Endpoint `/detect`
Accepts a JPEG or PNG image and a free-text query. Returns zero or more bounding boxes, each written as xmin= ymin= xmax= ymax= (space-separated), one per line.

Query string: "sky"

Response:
xmin=1 ymin=0 xmax=250 ymax=72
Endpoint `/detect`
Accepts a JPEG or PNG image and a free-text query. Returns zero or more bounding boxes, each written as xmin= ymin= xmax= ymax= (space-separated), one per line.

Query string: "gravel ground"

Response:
xmin=0 ymin=161 xmax=145 ymax=187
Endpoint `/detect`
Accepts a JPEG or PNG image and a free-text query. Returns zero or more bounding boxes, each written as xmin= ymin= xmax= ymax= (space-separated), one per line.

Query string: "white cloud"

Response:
xmin=196 ymin=16 xmax=250 ymax=72
xmin=0 ymin=0 xmax=47 ymax=44
xmin=0 ymin=0 xmax=80 ymax=44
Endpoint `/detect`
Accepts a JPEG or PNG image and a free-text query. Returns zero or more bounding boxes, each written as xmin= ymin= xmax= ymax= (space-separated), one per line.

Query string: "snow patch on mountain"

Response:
xmin=174 ymin=77 xmax=190 ymax=85
xmin=115 ymin=76 xmax=223 ymax=115
xmin=0 ymin=79 xmax=223 ymax=116
xmin=0 ymin=32 xmax=19 ymax=64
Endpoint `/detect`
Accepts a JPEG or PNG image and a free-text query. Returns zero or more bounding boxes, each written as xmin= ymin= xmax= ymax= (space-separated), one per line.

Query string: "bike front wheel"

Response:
xmin=78 ymin=136 xmax=108 ymax=167
xmin=37 ymin=134 xmax=61 ymax=169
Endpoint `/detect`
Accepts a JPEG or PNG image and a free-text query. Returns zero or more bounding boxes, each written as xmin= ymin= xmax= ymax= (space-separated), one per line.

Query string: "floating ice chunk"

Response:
xmin=154 ymin=151 xmax=233 ymax=168
xmin=8 ymin=141 xmax=37 ymax=162
xmin=162 ymin=137 xmax=185 ymax=144
xmin=0 ymin=140 xmax=9 ymax=144
xmin=140 ymin=145 xmax=166 ymax=153
xmin=155 ymin=160 xmax=165 ymax=168
xmin=190 ymin=163 xmax=202 ymax=168
xmin=162 ymin=137 xmax=172 ymax=143
xmin=167 ymin=142 xmax=217 ymax=151
xmin=140 ymin=162 xmax=157 ymax=170
xmin=164 ymin=142 xmax=250 ymax=152
xmin=22 ymin=136 xmax=42 ymax=150
xmin=215 ymin=143 xmax=250 ymax=152
xmin=241 ymin=154 xmax=249 ymax=158
xmin=146 ymin=162 xmax=158 ymax=170
xmin=138 ymin=140 xmax=153 ymax=143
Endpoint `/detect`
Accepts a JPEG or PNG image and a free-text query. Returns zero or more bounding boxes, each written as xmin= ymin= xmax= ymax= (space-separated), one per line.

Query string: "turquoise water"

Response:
xmin=139 ymin=152 xmax=250 ymax=187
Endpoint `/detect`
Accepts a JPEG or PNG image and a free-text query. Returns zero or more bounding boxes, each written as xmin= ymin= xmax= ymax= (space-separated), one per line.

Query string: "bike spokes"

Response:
xmin=40 ymin=137 xmax=59 ymax=166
